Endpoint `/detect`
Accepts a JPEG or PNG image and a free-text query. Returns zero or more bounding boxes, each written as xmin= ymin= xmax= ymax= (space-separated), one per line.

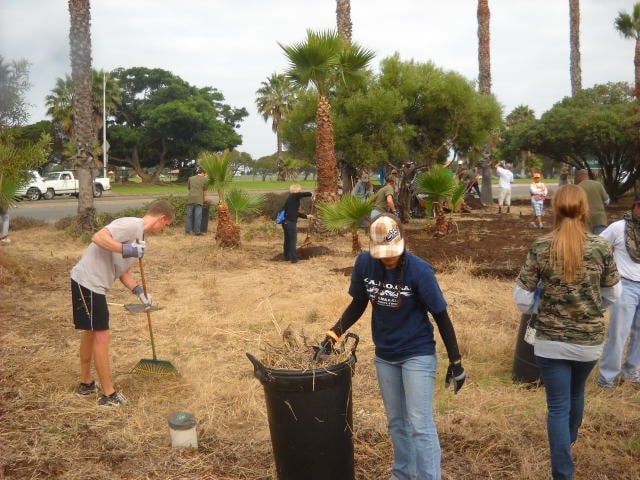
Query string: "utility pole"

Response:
xmin=102 ymin=72 xmax=108 ymax=178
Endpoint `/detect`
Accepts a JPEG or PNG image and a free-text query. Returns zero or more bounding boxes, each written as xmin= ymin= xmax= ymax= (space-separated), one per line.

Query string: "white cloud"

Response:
xmin=1 ymin=0 xmax=633 ymax=159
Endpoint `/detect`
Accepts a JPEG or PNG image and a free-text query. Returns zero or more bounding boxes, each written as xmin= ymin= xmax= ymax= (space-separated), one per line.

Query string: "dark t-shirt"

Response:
xmin=349 ymin=251 xmax=447 ymax=361
xmin=283 ymin=191 xmax=312 ymax=222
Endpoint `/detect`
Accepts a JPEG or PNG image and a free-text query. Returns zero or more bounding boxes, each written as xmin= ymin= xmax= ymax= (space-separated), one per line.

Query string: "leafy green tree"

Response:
xmin=253 ymin=154 xmax=278 ymax=180
xmin=0 ymin=56 xmax=31 ymax=129
xmin=317 ymin=194 xmax=374 ymax=253
xmin=513 ymin=82 xmax=640 ymax=201
xmin=255 ymin=73 xmax=299 ymax=181
xmin=199 ymin=150 xmax=240 ymax=247
xmin=110 ymin=67 xmax=248 ymax=182
xmin=615 ymin=3 xmax=640 ymax=98
xmin=0 ymin=130 xmax=51 ymax=208
xmin=280 ymin=29 xmax=374 ymax=203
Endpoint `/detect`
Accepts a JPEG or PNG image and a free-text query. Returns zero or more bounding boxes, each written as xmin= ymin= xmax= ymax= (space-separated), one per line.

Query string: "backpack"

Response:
xmin=275 ymin=209 xmax=286 ymax=224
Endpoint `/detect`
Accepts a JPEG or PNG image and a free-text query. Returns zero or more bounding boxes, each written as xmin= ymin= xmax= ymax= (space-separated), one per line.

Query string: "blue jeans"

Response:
xmin=375 ymin=355 xmax=440 ymax=480
xmin=282 ymin=220 xmax=298 ymax=261
xmin=599 ymin=277 xmax=640 ymax=384
xmin=536 ymin=356 xmax=597 ymax=480
xmin=186 ymin=204 xmax=203 ymax=234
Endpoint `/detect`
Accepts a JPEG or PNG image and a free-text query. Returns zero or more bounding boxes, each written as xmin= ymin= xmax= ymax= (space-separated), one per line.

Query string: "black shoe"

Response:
xmin=75 ymin=380 xmax=99 ymax=396
xmin=98 ymin=391 xmax=129 ymax=406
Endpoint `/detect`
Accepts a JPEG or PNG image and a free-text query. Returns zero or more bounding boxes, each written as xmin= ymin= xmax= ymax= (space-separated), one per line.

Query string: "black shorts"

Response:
xmin=71 ymin=279 xmax=109 ymax=331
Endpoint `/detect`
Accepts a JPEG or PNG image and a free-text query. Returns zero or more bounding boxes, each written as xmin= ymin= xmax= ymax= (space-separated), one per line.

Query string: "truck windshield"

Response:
xmin=46 ymin=173 xmax=59 ymax=180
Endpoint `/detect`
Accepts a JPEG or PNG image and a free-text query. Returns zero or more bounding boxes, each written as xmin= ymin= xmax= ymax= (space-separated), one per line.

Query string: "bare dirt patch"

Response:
xmin=1 ymin=203 xmax=638 ymax=480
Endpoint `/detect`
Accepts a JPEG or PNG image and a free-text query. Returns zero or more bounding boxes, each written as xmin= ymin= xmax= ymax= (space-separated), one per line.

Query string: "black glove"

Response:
xmin=445 ymin=361 xmax=466 ymax=394
xmin=313 ymin=335 xmax=337 ymax=362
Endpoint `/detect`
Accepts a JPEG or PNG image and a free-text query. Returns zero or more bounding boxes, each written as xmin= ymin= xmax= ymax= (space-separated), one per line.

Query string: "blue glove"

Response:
xmin=445 ymin=361 xmax=466 ymax=394
xmin=132 ymin=285 xmax=152 ymax=309
xmin=122 ymin=240 xmax=145 ymax=258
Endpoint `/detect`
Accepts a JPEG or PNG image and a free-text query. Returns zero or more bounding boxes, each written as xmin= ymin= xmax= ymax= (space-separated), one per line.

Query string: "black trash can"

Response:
xmin=246 ymin=340 xmax=358 ymax=480
xmin=200 ymin=203 xmax=210 ymax=234
xmin=512 ymin=313 xmax=542 ymax=385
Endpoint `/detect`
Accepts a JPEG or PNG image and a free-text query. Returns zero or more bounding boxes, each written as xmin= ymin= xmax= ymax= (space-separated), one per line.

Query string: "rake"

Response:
xmin=131 ymin=255 xmax=179 ymax=376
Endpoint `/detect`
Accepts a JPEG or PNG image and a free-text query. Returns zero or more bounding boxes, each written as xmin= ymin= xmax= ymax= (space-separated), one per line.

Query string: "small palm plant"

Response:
xmin=318 ymin=194 xmax=375 ymax=253
xmin=226 ymin=188 xmax=264 ymax=223
xmin=199 ymin=150 xmax=240 ymax=247
xmin=415 ymin=165 xmax=465 ymax=237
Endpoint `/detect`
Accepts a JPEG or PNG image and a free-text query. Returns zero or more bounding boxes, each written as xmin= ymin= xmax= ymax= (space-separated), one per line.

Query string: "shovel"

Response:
xmin=131 ymin=255 xmax=179 ymax=376
xmin=107 ymin=302 xmax=163 ymax=314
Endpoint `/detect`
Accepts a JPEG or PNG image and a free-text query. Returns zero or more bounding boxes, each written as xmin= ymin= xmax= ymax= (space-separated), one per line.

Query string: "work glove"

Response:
xmin=445 ymin=361 xmax=467 ymax=394
xmin=307 ymin=214 xmax=315 ymax=220
xmin=313 ymin=334 xmax=337 ymax=362
xmin=132 ymin=285 xmax=153 ymax=310
xmin=122 ymin=240 xmax=146 ymax=258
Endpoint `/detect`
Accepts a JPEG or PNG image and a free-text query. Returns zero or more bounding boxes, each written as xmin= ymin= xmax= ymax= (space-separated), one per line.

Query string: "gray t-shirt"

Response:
xmin=70 ymin=217 xmax=144 ymax=294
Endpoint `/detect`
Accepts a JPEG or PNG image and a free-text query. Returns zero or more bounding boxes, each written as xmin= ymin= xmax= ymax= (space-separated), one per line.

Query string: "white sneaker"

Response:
xmin=0 ymin=236 xmax=10 ymax=243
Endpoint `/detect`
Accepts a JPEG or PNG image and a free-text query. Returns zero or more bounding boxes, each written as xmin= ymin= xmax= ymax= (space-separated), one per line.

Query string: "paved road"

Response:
xmin=13 ymin=183 xmax=557 ymax=222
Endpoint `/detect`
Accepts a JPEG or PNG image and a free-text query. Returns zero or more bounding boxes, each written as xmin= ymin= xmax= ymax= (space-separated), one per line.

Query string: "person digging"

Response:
xmin=70 ymin=200 xmax=174 ymax=406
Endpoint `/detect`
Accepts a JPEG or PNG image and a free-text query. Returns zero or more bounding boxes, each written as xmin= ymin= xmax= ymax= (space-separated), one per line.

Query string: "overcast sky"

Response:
xmin=1 ymin=0 xmax=634 ymax=159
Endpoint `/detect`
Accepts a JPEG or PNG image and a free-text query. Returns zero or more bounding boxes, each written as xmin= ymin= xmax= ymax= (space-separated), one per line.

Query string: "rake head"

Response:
xmin=132 ymin=358 xmax=179 ymax=376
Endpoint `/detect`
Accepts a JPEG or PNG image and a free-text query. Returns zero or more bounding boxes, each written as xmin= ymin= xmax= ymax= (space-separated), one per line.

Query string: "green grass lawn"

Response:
xmin=110 ymin=177 xmax=317 ymax=195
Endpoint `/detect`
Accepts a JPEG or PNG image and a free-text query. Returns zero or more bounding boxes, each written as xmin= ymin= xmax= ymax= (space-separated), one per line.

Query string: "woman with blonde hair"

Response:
xmin=514 ymin=184 xmax=621 ymax=480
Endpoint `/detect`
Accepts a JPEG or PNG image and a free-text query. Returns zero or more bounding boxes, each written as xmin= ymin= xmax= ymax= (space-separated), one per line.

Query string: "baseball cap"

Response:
xmin=370 ymin=215 xmax=405 ymax=259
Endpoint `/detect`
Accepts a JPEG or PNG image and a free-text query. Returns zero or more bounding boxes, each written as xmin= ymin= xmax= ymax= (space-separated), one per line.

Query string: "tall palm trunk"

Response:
xmin=68 ymin=0 xmax=96 ymax=232
xmin=569 ymin=0 xmax=582 ymax=96
xmin=336 ymin=0 xmax=352 ymax=44
xmin=315 ymin=94 xmax=339 ymax=204
xmin=635 ymin=37 xmax=640 ymax=99
xmin=336 ymin=0 xmax=354 ymax=196
xmin=477 ymin=0 xmax=493 ymax=206
xmin=276 ymin=130 xmax=285 ymax=181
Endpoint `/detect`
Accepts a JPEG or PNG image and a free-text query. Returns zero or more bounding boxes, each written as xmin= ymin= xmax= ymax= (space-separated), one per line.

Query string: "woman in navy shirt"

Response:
xmin=317 ymin=214 xmax=466 ymax=480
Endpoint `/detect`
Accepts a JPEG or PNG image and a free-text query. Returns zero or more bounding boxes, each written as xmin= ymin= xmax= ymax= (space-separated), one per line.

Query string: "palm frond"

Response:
xmin=415 ymin=165 xmax=455 ymax=201
xmin=0 ymin=175 xmax=22 ymax=210
xmin=318 ymin=194 xmax=374 ymax=231
xmin=199 ymin=150 xmax=234 ymax=201
xmin=450 ymin=181 xmax=468 ymax=210
xmin=226 ymin=189 xmax=264 ymax=223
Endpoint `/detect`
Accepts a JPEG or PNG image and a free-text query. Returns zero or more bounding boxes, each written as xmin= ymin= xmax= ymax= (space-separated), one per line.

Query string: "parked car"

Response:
xmin=44 ymin=170 xmax=111 ymax=198
xmin=16 ymin=170 xmax=50 ymax=201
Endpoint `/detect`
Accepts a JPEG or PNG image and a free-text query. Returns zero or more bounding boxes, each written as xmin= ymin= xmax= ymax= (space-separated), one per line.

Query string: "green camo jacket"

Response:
xmin=516 ymin=234 xmax=619 ymax=345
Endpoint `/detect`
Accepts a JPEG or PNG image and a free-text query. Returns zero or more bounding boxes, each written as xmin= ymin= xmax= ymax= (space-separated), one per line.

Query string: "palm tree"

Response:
xmin=615 ymin=3 xmax=640 ymax=99
xmin=45 ymin=70 xmax=120 ymax=160
xmin=570 ymin=0 xmax=582 ymax=95
xmin=68 ymin=0 xmax=95 ymax=232
xmin=415 ymin=165 xmax=466 ymax=237
xmin=336 ymin=0 xmax=352 ymax=44
xmin=477 ymin=0 xmax=493 ymax=206
xmin=255 ymin=73 xmax=298 ymax=181
xmin=280 ymin=30 xmax=374 ymax=204
xmin=318 ymin=194 xmax=374 ymax=253
xmin=199 ymin=150 xmax=240 ymax=247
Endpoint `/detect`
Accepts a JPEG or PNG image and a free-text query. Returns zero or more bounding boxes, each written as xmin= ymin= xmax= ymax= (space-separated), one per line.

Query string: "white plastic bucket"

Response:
xmin=168 ymin=411 xmax=197 ymax=448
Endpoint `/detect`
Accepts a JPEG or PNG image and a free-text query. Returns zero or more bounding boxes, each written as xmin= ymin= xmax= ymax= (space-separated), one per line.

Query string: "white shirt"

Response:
xmin=600 ymin=219 xmax=640 ymax=281
xmin=71 ymin=217 xmax=144 ymax=294
xmin=496 ymin=166 xmax=513 ymax=190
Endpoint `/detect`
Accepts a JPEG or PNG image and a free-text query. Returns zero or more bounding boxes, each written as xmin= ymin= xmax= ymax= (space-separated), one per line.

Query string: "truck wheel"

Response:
xmin=26 ymin=187 xmax=42 ymax=201
xmin=93 ymin=184 xmax=103 ymax=198
xmin=43 ymin=188 xmax=55 ymax=200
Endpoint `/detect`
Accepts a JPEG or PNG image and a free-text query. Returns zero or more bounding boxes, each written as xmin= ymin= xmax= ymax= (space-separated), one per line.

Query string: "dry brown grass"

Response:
xmin=1 ymin=218 xmax=639 ymax=479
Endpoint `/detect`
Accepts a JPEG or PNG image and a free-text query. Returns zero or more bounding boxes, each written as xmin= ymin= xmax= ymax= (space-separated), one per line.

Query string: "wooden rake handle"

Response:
xmin=137 ymin=248 xmax=158 ymax=361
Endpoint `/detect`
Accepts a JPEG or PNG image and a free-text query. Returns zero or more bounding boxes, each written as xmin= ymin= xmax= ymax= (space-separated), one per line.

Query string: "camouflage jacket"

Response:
xmin=516 ymin=234 xmax=619 ymax=345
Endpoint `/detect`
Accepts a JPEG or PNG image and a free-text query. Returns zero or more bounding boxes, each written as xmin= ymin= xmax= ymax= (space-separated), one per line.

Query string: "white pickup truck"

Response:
xmin=44 ymin=171 xmax=111 ymax=198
